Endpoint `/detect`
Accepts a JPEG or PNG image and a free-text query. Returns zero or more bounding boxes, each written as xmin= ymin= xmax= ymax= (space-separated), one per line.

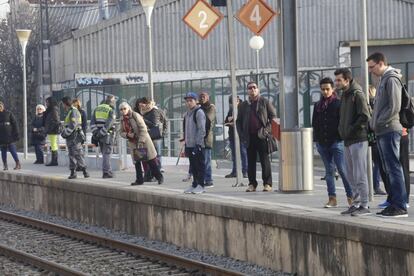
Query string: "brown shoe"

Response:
xmin=245 ymin=184 xmax=256 ymax=192
xmin=347 ymin=197 xmax=353 ymax=207
xmin=263 ymin=184 xmax=272 ymax=192
xmin=324 ymin=196 xmax=337 ymax=208
xmin=13 ymin=161 xmax=21 ymax=170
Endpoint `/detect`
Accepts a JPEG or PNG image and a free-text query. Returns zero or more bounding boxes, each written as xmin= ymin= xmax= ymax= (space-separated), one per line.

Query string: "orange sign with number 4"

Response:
xmin=236 ymin=0 xmax=278 ymax=35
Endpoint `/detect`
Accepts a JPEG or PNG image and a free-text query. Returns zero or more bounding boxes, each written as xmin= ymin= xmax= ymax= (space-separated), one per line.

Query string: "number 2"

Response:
xmin=250 ymin=4 xmax=262 ymax=27
xmin=199 ymin=10 xmax=208 ymax=29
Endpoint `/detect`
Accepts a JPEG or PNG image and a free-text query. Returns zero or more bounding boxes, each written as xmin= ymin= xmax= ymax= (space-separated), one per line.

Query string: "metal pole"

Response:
xmin=226 ymin=0 xmax=243 ymax=186
xmin=148 ymin=24 xmax=154 ymax=100
xmin=360 ymin=0 xmax=373 ymax=201
xmin=23 ymin=49 xmax=28 ymax=160
xmin=256 ymin=49 xmax=260 ymax=82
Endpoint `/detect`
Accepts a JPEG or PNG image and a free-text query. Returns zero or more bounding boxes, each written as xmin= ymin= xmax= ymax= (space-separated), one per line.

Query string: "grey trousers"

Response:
xmin=67 ymin=139 xmax=86 ymax=170
xmin=99 ymin=139 xmax=113 ymax=174
xmin=344 ymin=141 xmax=369 ymax=208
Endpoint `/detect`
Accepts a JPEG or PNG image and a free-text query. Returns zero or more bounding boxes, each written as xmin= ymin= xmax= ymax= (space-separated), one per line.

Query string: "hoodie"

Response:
xmin=338 ymin=80 xmax=370 ymax=146
xmin=370 ymin=66 xmax=403 ymax=136
xmin=184 ymin=106 xmax=206 ymax=148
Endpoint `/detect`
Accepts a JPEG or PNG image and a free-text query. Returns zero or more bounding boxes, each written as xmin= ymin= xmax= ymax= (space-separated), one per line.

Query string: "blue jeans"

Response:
xmin=316 ymin=142 xmax=353 ymax=198
xmin=204 ymin=148 xmax=213 ymax=183
xmin=34 ymin=144 xmax=44 ymax=162
xmin=1 ymin=143 xmax=19 ymax=164
xmin=376 ymin=131 xmax=407 ymax=210
xmin=230 ymin=138 xmax=247 ymax=174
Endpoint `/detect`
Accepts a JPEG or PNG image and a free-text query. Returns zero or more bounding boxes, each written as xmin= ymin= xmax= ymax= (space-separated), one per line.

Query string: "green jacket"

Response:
xmin=338 ymin=80 xmax=370 ymax=146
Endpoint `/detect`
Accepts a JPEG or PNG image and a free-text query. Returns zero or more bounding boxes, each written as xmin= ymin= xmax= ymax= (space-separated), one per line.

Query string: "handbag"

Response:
xmin=267 ymin=136 xmax=278 ymax=153
xmin=148 ymin=124 xmax=162 ymax=140
xmin=133 ymin=144 xmax=148 ymax=161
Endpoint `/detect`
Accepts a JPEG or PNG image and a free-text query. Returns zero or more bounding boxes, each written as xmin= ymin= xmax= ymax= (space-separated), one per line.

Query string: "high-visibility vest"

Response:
xmin=94 ymin=104 xmax=112 ymax=125
xmin=64 ymin=107 xmax=82 ymax=125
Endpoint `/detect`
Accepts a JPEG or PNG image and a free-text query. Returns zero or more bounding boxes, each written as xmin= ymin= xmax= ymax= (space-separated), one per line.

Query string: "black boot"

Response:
xmin=46 ymin=151 xmax=58 ymax=166
xmin=68 ymin=169 xmax=77 ymax=179
xmin=82 ymin=168 xmax=90 ymax=178
xmin=132 ymin=162 xmax=144 ymax=185
xmin=3 ymin=162 xmax=8 ymax=171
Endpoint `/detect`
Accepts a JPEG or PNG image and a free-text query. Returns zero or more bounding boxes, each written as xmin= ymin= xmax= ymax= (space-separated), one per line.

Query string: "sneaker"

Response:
xmin=243 ymin=173 xmax=248 ymax=178
xmin=160 ymin=168 xmax=165 ymax=173
xmin=245 ymin=185 xmax=256 ymax=192
xmin=347 ymin=197 xmax=353 ymax=207
xmin=341 ymin=205 xmax=359 ymax=215
xmin=192 ymin=185 xmax=205 ymax=194
xmin=334 ymin=172 xmax=339 ymax=180
xmin=374 ymin=188 xmax=387 ymax=195
xmin=184 ymin=186 xmax=194 ymax=194
xmin=324 ymin=196 xmax=337 ymax=208
xmin=102 ymin=173 xmax=113 ymax=179
xmin=204 ymin=182 xmax=214 ymax=188
xmin=377 ymin=205 xmax=408 ymax=218
xmin=406 ymin=203 xmax=410 ymax=209
xmin=225 ymin=173 xmax=236 ymax=178
xmin=182 ymin=174 xmax=192 ymax=182
xmin=157 ymin=175 xmax=164 ymax=185
xmin=351 ymin=206 xmax=371 ymax=216
xmin=263 ymin=184 xmax=272 ymax=192
xmin=378 ymin=201 xmax=391 ymax=209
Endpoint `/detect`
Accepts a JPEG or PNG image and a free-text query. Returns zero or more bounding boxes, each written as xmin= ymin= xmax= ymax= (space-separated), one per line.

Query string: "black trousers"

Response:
xmin=185 ymin=147 xmax=205 ymax=188
xmin=400 ymin=135 xmax=410 ymax=203
xmin=135 ymin=158 xmax=162 ymax=182
xmin=247 ymin=134 xmax=272 ymax=187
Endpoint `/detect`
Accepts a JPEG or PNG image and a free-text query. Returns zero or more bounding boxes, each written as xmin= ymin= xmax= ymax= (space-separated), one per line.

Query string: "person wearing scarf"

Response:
xmin=119 ymin=102 xmax=163 ymax=186
xmin=312 ymin=77 xmax=352 ymax=209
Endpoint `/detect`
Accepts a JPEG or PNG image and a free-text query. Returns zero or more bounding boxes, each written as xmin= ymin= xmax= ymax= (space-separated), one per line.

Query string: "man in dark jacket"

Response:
xmin=236 ymin=81 xmax=276 ymax=192
xmin=367 ymin=52 xmax=408 ymax=218
xmin=336 ymin=68 xmax=371 ymax=216
xmin=312 ymin=77 xmax=353 ymax=208
xmin=199 ymin=92 xmax=216 ymax=188
xmin=0 ymin=100 xmax=20 ymax=170
xmin=43 ymin=97 xmax=61 ymax=166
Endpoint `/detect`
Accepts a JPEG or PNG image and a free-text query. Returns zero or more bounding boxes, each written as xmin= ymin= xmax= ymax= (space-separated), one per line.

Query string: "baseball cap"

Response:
xmin=184 ymin=92 xmax=198 ymax=100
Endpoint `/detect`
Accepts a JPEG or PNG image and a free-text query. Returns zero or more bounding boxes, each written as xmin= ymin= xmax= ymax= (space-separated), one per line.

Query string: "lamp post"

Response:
xmin=249 ymin=35 xmax=264 ymax=82
xmin=140 ymin=0 xmax=156 ymax=100
xmin=16 ymin=29 xmax=32 ymax=160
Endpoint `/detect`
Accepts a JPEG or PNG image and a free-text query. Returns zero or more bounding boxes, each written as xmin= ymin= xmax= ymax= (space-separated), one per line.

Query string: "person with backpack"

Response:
xmin=182 ymin=92 xmax=206 ymax=194
xmin=198 ymin=92 xmax=216 ymax=188
xmin=61 ymin=96 xmax=89 ymax=179
xmin=236 ymin=81 xmax=276 ymax=192
xmin=336 ymin=68 xmax=371 ymax=217
xmin=367 ymin=52 xmax=408 ymax=218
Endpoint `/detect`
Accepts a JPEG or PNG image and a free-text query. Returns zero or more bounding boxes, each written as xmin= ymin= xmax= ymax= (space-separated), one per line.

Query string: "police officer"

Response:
xmin=61 ymin=96 xmax=89 ymax=179
xmin=90 ymin=95 xmax=116 ymax=178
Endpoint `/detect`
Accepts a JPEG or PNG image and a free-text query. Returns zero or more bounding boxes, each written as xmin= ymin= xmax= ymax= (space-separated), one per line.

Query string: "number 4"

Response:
xmin=250 ymin=4 xmax=262 ymax=27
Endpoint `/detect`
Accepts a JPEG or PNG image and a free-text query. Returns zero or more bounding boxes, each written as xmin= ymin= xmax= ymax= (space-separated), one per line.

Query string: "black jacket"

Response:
xmin=338 ymin=80 xmax=370 ymax=146
xmin=142 ymin=108 xmax=167 ymax=139
xmin=79 ymin=108 xmax=87 ymax=134
xmin=43 ymin=97 xmax=61 ymax=135
xmin=236 ymin=96 xmax=276 ymax=146
xmin=312 ymin=98 xmax=342 ymax=146
xmin=0 ymin=110 xmax=19 ymax=145
xmin=31 ymin=115 xmax=46 ymax=145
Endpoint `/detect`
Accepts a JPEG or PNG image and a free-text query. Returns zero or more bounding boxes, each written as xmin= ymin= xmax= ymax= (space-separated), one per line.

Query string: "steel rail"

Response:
xmin=0 ymin=210 xmax=243 ymax=276
xmin=0 ymin=243 xmax=87 ymax=276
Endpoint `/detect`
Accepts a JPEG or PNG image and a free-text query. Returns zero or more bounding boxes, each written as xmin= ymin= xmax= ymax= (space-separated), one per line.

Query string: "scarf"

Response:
xmin=316 ymin=94 xmax=336 ymax=113
xmin=122 ymin=113 xmax=137 ymax=144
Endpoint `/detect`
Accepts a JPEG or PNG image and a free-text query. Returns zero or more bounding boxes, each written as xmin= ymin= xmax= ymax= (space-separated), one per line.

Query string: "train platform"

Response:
xmin=0 ymin=154 xmax=413 ymax=275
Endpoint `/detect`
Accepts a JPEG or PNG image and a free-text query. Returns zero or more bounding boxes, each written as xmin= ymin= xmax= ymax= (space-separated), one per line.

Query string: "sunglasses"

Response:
xmin=248 ymin=86 xmax=257 ymax=90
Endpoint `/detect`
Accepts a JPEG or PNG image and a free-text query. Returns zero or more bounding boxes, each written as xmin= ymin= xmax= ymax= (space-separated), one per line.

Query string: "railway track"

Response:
xmin=0 ymin=210 xmax=243 ymax=276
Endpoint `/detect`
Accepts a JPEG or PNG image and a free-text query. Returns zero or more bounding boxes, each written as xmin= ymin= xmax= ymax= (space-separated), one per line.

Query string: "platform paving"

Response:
xmin=7 ymin=153 xmax=414 ymax=228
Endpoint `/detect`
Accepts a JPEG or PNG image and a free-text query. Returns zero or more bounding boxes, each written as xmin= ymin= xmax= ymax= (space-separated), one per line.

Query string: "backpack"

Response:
xmin=193 ymin=107 xmax=211 ymax=139
xmin=395 ymin=77 xmax=414 ymax=129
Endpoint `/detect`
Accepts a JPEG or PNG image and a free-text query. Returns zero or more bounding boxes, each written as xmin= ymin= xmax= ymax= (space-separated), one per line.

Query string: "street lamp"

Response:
xmin=16 ymin=29 xmax=32 ymax=160
xmin=249 ymin=35 xmax=264 ymax=82
xmin=140 ymin=0 xmax=156 ymax=100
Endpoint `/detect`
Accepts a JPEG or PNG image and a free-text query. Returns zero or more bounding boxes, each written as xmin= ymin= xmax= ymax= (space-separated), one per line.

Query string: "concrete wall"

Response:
xmin=0 ymin=172 xmax=413 ymax=276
